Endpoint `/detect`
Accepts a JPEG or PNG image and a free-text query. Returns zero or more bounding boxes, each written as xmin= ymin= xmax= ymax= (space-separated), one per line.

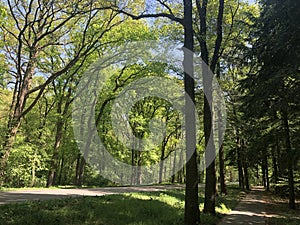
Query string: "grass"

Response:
xmin=0 ymin=185 xmax=243 ymax=225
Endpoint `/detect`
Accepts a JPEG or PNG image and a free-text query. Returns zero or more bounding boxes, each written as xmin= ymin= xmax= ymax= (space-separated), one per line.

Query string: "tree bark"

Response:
xmin=47 ymin=120 xmax=63 ymax=187
xmin=262 ymin=161 xmax=266 ymax=188
xmin=197 ymin=0 xmax=224 ymax=215
xmin=243 ymin=163 xmax=250 ymax=191
xmin=282 ymin=108 xmax=295 ymax=209
xmin=75 ymin=153 xmax=81 ymax=185
xmin=219 ymin=143 xmax=227 ymax=194
xmin=237 ymin=138 xmax=244 ymax=189
xmin=271 ymin=145 xmax=278 ymax=184
xmin=183 ymin=0 xmax=200 ymax=224
xmin=77 ymin=157 xmax=86 ymax=187
xmin=264 ymin=154 xmax=270 ymax=191
xmin=58 ymin=156 xmax=65 ymax=185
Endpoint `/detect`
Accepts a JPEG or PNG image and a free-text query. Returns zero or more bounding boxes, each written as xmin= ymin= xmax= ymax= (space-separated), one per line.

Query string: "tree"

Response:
xmin=241 ymin=0 xmax=300 ymax=209
xmin=195 ymin=0 xmax=224 ymax=215
xmin=0 ymin=0 xmax=120 ymax=182
xmin=111 ymin=0 xmax=201 ymax=223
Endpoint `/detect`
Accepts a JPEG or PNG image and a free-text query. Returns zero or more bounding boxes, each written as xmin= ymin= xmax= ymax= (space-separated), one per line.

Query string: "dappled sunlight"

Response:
xmin=229 ymin=209 xmax=265 ymax=217
xmin=216 ymin=203 xmax=231 ymax=214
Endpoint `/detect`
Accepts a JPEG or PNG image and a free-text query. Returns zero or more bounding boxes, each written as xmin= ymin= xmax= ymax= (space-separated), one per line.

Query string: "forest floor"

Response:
xmin=217 ymin=186 xmax=300 ymax=225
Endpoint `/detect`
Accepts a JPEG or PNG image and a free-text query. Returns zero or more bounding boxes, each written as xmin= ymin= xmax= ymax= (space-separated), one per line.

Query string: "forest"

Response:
xmin=0 ymin=0 xmax=299 ymax=225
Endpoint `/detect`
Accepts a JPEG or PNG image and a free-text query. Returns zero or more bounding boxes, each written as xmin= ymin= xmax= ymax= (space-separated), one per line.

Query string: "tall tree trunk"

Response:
xmin=264 ymin=154 xmax=270 ymax=191
xmin=58 ymin=156 xmax=65 ymax=185
xmin=178 ymin=149 xmax=184 ymax=183
xmin=77 ymin=157 xmax=86 ymax=186
xmin=171 ymin=147 xmax=177 ymax=183
xmin=183 ymin=0 xmax=200 ymax=224
xmin=243 ymin=162 xmax=250 ymax=191
xmin=241 ymin=139 xmax=249 ymax=191
xmin=159 ymin=143 xmax=166 ymax=184
xmin=131 ymin=150 xmax=136 ymax=185
xmin=237 ymin=137 xmax=244 ymax=189
xmin=137 ymin=151 xmax=142 ymax=185
xmin=75 ymin=153 xmax=81 ymax=184
xmin=216 ymin=63 xmax=226 ymax=195
xmin=282 ymin=108 xmax=295 ymax=209
xmin=197 ymin=0 xmax=224 ymax=215
xmin=30 ymin=151 xmax=37 ymax=187
xmin=262 ymin=161 xmax=266 ymax=188
xmin=275 ymin=133 xmax=282 ymax=178
xmin=47 ymin=120 xmax=63 ymax=187
xmin=271 ymin=145 xmax=279 ymax=184
xmin=219 ymin=143 xmax=227 ymax=194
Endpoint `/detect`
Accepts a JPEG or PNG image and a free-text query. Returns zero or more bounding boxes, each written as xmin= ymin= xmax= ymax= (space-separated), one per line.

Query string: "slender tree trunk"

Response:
xmin=58 ymin=156 xmax=65 ymax=185
xmin=30 ymin=151 xmax=37 ymax=187
xmin=171 ymin=148 xmax=177 ymax=183
xmin=137 ymin=151 xmax=142 ymax=185
xmin=264 ymin=154 xmax=270 ymax=191
xmin=159 ymin=144 xmax=166 ymax=184
xmin=271 ymin=145 xmax=278 ymax=184
xmin=131 ymin=149 xmax=136 ymax=185
xmin=217 ymin=63 xmax=226 ymax=195
xmin=243 ymin=162 xmax=250 ymax=191
xmin=275 ymin=133 xmax=282 ymax=178
xmin=219 ymin=143 xmax=227 ymax=195
xmin=178 ymin=149 xmax=184 ymax=183
xmin=75 ymin=153 xmax=81 ymax=184
xmin=237 ymin=138 xmax=244 ymax=189
xmin=47 ymin=120 xmax=63 ymax=187
xmin=77 ymin=157 xmax=86 ymax=186
xmin=262 ymin=161 xmax=266 ymax=188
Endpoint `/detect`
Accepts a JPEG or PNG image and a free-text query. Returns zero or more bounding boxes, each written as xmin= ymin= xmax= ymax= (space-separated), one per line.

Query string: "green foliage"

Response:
xmin=6 ymin=140 xmax=49 ymax=187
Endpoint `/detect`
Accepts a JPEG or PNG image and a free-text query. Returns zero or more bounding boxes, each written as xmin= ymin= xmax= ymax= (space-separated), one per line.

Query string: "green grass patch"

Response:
xmin=0 ymin=185 xmax=243 ymax=225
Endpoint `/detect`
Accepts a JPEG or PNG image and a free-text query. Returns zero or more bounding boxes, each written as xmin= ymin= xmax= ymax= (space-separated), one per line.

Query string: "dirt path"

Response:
xmin=218 ymin=186 xmax=268 ymax=225
xmin=0 ymin=185 xmax=184 ymax=204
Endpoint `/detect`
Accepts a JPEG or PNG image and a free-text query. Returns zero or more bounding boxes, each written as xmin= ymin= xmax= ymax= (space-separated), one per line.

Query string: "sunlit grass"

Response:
xmin=0 ymin=185 xmax=243 ymax=225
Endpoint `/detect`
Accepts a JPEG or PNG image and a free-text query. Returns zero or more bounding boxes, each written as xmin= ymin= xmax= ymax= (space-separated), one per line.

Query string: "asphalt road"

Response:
xmin=0 ymin=185 xmax=184 ymax=204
